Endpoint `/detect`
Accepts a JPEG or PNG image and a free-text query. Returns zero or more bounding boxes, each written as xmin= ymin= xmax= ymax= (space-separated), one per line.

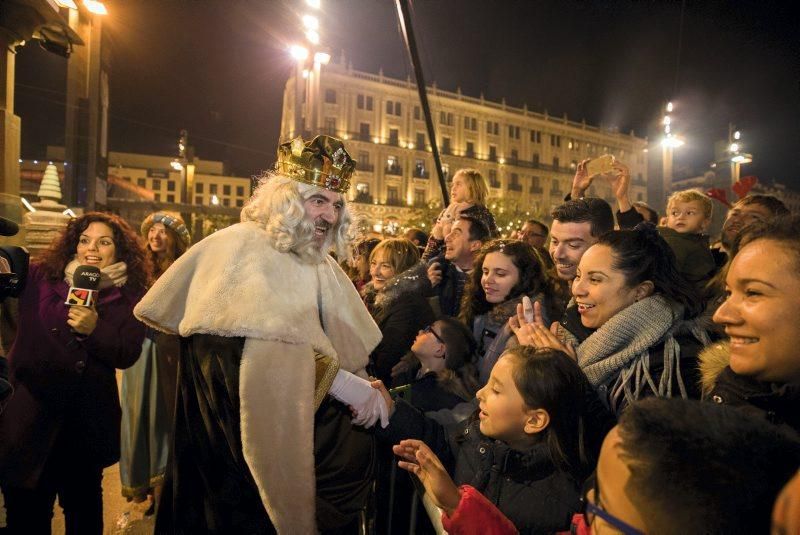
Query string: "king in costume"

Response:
xmin=134 ymin=136 xmax=385 ymax=533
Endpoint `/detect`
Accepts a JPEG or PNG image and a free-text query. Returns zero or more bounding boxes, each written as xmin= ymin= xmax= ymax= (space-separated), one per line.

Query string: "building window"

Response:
xmin=166 ymin=194 xmax=175 ymax=203
xmin=442 ymin=137 xmax=451 ymax=155
xmin=210 ymin=184 xmax=218 ymax=194
xmin=237 ymin=186 xmax=245 ymax=196
xmin=137 ymin=178 xmax=146 ymax=187
xmin=553 ymin=156 xmax=560 ymax=169
xmin=324 ymin=89 xmax=336 ymax=103
xmin=414 ymin=189 xmax=426 ymax=206
xmin=442 ymin=163 xmax=450 ymax=179
xmin=487 ymin=121 xmax=499 ymax=136
xmin=386 ymin=100 xmax=393 ymax=114
xmin=466 ymin=141 xmax=475 ymax=158
xmin=152 ymin=179 xmax=161 ymax=190
xmin=532 ymin=153 xmax=540 ymax=166
xmin=154 ymin=193 xmax=161 ymax=201
xmin=489 ymin=145 xmax=497 ymax=161
xmin=324 ymin=117 xmax=336 ymax=135
xmin=387 ymin=186 xmax=400 ymax=205
xmin=366 ymin=96 xmax=373 ymax=110
xmin=357 ymin=94 xmax=372 ymax=110
xmin=358 ymin=151 xmax=371 ymax=167
xmin=386 ymin=155 xmax=401 ymax=175
xmin=464 ymin=116 xmax=477 ymax=131
xmin=195 ymin=196 xmax=203 ymax=204
xmin=195 ymin=182 xmax=204 ymax=193
xmin=532 ymin=176 xmax=541 ymax=188
xmin=223 ymin=185 xmax=231 ymax=195
xmin=551 ymin=178 xmax=560 ymax=191
xmin=530 ymin=130 xmax=541 ymax=143
xmin=359 ymin=122 xmax=370 ymax=141
xmin=508 ymin=125 xmax=520 ymax=139
xmin=357 ymin=94 xmax=364 ymax=109
xmin=416 ymin=132 xmax=425 ymax=150
xmin=167 ymin=180 xmax=175 ymax=191
xmin=394 ymin=102 xmax=402 ymax=116
xmin=413 ymin=159 xmax=427 ymax=178
xmin=223 ymin=198 xmax=230 ymax=207
xmin=236 ymin=199 xmax=244 ymax=207
xmin=414 ymin=106 xmax=421 ymax=120
xmin=510 ymin=149 xmax=518 ymax=164
xmin=488 ymin=170 xmax=500 ymax=188
xmin=389 ymin=128 xmax=399 ymax=146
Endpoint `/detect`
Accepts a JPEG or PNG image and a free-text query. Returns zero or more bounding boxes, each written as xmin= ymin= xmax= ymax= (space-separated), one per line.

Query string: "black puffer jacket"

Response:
xmin=379 ymin=400 xmax=581 ymax=534
xmin=700 ymin=342 xmax=800 ymax=437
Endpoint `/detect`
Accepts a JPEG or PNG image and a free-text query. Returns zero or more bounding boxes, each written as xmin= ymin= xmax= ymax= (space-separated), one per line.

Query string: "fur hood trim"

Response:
xmin=365 ymin=267 xmax=429 ymax=312
xmin=698 ymin=341 xmax=731 ymax=396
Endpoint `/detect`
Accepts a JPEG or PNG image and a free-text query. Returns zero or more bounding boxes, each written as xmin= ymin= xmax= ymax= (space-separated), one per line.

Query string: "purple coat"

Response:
xmin=0 ymin=263 xmax=145 ymax=488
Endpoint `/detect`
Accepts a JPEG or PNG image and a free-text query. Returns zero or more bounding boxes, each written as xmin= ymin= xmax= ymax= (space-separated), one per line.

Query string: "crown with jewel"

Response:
xmin=276 ymin=135 xmax=355 ymax=194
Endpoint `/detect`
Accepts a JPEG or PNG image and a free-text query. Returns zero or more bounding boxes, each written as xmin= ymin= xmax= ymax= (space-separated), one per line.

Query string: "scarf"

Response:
xmin=558 ymin=294 xmax=710 ymax=412
xmin=64 ymin=258 xmax=128 ymax=289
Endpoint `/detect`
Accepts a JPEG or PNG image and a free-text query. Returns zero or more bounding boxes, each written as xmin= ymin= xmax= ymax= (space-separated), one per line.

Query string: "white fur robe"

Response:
xmin=134 ymin=221 xmax=382 ymax=534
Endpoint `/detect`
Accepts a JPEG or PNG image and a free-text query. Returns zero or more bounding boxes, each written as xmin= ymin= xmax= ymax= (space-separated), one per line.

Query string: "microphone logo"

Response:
xmin=65 ymin=264 xmax=101 ymax=307
xmin=66 ymin=288 xmax=97 ymax=307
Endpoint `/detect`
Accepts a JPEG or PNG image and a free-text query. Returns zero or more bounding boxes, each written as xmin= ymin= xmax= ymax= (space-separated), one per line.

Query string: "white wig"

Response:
xmin=241 ymin=172 xmax=353 ymax=264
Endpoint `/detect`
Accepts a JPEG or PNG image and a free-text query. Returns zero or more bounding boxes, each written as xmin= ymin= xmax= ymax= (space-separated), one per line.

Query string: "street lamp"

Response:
xmin=660 ymin=101 xmax=684 ymax=203
xmin=82 ymin=0 xmax=108 ymax=15
xmin=727 ymin=125 xmax=752 ymax=184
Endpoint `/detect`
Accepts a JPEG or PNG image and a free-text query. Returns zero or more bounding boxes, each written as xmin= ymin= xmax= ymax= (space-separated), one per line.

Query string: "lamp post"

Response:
xmin=660 ymin=101 xmax=684 ymax=204
xmin=727 ymin=124 xmax=752 ymax=185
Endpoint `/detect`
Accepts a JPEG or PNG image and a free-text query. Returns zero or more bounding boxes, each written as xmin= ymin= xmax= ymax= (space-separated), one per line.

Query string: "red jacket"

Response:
xmin=441 ymin=485 xmax=518 ymax=535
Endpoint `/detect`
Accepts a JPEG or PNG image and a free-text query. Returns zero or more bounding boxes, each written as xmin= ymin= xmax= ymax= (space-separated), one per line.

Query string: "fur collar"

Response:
xmin=364 ymin=267 xmax=429 ymax=314
xmin=699 ymin=341 xmax=731 ymax=396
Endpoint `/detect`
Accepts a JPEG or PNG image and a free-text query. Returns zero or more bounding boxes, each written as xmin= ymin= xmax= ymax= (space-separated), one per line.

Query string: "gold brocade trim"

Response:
xmin=121 ymin=472 xmax=166 ymax=499
xmin=314 ymin=352 xmax=339 ymax=411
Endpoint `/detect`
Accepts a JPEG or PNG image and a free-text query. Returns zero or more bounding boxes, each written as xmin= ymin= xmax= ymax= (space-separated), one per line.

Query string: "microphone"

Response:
xmin=65 ymin=265 xmax=101 ymax=307
xmin=0 ymin=216 xmax=19 ymax=237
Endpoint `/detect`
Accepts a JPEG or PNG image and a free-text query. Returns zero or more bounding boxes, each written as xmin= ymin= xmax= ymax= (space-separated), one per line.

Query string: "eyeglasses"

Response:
xmin=577 ymin=475 xmax=644 ymax=535
xmin=422 ymin=324 xmax=445 ymax=345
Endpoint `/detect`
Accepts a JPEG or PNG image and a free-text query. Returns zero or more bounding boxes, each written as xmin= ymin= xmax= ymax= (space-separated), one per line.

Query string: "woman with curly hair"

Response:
xmin=0 ymin=212 xmax=149 ymax=534
xmin=119 ymin=213 xmax=190 ymax=514
xmin=460 ymin=239 xmax=557 ymax=385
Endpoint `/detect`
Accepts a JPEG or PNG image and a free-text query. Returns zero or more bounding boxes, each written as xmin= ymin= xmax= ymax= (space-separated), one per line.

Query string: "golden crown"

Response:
xmin=276 ymin=135 xmax=355 ymax=194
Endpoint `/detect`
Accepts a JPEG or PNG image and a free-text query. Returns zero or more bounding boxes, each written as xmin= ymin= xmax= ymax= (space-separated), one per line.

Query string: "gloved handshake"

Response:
xmin=328 ymin=369 xmax=390 ymax=428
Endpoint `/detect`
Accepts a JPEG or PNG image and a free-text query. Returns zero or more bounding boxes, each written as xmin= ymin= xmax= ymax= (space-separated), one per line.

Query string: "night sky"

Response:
xmin=14 ymin=0 xmax=800 ymax=191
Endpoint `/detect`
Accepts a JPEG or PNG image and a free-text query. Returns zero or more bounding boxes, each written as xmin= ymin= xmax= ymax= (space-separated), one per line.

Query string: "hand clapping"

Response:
xmin=508 ymin=300 xmax=576 ymax=359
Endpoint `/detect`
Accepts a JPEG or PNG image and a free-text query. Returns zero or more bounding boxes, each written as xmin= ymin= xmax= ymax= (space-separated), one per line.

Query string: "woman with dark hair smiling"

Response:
xmin=0 ymin=212 xmax=149 ymax=534
xmin=460 ymin=239 xmax=557 ymax=385
xmin=702 ymin=214 xmax=800 ymax=435
xmin=513 ymin=223 xmax=710 ymax=415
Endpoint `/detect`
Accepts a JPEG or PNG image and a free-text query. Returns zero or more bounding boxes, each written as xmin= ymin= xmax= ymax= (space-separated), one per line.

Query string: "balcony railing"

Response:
xmin=385 ymin=198 xmax=403 ymax=206
xmin=413 ymin=167 xmax=429 ymax=178
xmin=530 ymin=186 xmax=543 ymax=194
xmin=385 ymin=165 xmax=403 ymax=176
xmin=354 ymin=192 xmax=373 ymax=203
xmin=358 ymin=163 xmax=375 ymax=173
xmin=489 ymin=180 xmax=502 ymax=189
xmin=508 ymin=183 xmax=522 ymax=192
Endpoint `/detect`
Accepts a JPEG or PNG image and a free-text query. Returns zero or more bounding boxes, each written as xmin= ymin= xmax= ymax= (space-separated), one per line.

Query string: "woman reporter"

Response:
xmin=0 ymin=212 xmax=149 ymax=534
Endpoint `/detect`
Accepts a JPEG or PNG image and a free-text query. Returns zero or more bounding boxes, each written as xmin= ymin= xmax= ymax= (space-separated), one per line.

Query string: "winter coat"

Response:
xmin=441 ymin=485 xmax=518 ymax=535
xmin=473 ymin=295 xmax=550 ymax=386
xmin=657 ymin=226 xmax=717 ymax=288
xmin=393 ymin=370 xmax=470 ymax=413
xmin=364 ymin=272 xmax=436 ymax=386
xmin=405 ymin=254 xmax=469 ymax=318
xmin=559 ymin=303 xmax=706 ymax=415
xmin=700 ymin=341 xmax=800 ymax=437
xmin=0 ymin=263 xmax=145 ymax=487
xmin=379 ymin=400 xmax=581 ymax=534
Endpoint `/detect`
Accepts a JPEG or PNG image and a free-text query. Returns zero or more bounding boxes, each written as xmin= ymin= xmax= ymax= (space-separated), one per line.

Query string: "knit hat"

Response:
xmin=141 ymin=212 xmax=192 ymax=248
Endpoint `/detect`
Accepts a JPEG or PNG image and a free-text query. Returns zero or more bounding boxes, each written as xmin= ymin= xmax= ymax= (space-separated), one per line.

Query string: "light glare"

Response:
xmin=289 ymin=45 xmax=309 ymax=61
xmin=306 ymin=0 xmax=321 ymax=8
xmin=314 ymin=52 xmax=331 ymax=65
xmin=305 ymin=30 xmax=320 ymax=44
xmin=302 ymin=15 xmax=319 ymax=30
xmin=82 ymin=0 xmax=108 ymax=15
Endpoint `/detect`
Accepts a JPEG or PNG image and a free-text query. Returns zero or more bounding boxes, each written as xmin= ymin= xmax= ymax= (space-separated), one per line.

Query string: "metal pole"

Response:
xmin=394 ymin=0 xmax=449 ymax=205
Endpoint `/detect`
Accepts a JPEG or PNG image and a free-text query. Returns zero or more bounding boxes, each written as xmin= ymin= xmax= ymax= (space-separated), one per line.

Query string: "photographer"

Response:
xmin=0 ymin=212 xmax=149 ymax=534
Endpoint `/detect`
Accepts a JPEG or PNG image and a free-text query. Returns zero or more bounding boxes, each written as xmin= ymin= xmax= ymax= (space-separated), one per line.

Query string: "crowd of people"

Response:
xmin=0 ymin=136 xmax=798 ymax=534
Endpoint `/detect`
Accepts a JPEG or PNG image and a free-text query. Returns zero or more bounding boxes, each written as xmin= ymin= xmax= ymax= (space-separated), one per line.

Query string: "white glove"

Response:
xmin=328 ymin=369 xmax=390 ymax=428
